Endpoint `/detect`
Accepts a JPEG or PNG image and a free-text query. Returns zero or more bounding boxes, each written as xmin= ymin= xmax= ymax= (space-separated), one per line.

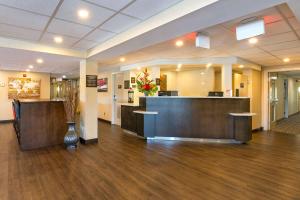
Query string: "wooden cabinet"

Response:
xmin=121 ymin=105 xmax=139 ymax=132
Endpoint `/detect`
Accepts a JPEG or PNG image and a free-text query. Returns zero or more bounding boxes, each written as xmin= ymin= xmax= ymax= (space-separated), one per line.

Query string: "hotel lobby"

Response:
xmin=1 ymin=0 xmax=300 ymax=199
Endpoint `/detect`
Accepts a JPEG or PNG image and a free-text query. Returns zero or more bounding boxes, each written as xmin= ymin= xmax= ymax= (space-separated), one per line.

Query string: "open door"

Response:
xmin=112 ymin=73 xmax=125 ymax=125
xmin=269 ymin=73 xmax=278 ymax=129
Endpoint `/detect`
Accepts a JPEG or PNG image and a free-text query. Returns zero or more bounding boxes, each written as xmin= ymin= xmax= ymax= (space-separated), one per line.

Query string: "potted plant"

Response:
xmin=63 ymin=85 xmax=79 ymax=149
xmin=136 ymin=68 xmax=158 ymax=96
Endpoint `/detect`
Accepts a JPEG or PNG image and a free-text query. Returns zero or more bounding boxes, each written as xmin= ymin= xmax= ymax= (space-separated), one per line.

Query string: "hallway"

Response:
xmin=272 ymin=113 xmax=300 ymax=135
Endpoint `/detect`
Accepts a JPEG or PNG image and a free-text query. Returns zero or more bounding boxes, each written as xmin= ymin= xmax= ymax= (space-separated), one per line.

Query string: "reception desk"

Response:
xmin=16 ymin=99 xmax=67 ymax=150
xmin=121 ymin=96 xmax=253 ymax=143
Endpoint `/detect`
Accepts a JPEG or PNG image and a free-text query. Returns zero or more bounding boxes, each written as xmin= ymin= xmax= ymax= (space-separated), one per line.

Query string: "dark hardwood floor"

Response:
xmin=1 ymin=122 xmax=300 ymax=199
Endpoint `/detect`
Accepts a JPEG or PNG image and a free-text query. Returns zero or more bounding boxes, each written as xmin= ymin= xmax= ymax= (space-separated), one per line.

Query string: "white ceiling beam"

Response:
xmin=287 ymin=0 xmax=300 ymax=21
xmin=87 ymin=0 xmax=287 ymax=61
xmin=87 ymin=0 xmax=219 ymax=58
xmin=0 ymin=36 xmax=86 ymax=58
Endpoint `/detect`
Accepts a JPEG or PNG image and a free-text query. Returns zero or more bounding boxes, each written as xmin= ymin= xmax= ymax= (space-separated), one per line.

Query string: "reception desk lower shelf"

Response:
xmin=121 ymin=97 xmax=255 ymax=143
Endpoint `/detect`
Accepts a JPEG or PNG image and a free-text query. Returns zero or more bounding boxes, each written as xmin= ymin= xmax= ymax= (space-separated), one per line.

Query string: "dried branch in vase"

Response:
xmin=63 ymin=86 xmax=78 ymax=122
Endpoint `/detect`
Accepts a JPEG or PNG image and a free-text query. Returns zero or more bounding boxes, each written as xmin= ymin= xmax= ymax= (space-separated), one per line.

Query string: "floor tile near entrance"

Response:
xmin=272 ymin=113 xmax=300 ymax=135
xmin=0 ymin=121 xmax=300 ymax=199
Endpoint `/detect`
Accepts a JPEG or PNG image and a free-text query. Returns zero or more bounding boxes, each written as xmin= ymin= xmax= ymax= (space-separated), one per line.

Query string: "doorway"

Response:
xmin=112 ymin=73 xmax=125 ymax=125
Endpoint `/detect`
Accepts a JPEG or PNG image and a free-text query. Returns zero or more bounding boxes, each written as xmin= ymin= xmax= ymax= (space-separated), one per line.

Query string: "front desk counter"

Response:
xmin=121 ymin=96 xmax=254 ymax=143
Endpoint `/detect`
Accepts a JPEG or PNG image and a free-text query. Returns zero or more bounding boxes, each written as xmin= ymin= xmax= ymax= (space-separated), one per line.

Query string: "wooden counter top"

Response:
xmin=19 ymin=99 xmax=64 ymax=103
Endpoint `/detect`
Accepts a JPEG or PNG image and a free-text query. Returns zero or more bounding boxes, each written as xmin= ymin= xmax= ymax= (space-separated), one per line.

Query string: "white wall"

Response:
xmin=0 ymin=70 xmax=50 ymax=121
xmin=97 ymin=72 xmax=113 ymax=121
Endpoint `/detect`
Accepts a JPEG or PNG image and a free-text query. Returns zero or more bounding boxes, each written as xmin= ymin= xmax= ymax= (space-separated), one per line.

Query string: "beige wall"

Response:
xmin=162 ymin=68 xmax=215 ymax=96
xmin=251 ymin=70 xmax=262 ymax=129
xmin=0 ymin=70 xmax=50 ymax=121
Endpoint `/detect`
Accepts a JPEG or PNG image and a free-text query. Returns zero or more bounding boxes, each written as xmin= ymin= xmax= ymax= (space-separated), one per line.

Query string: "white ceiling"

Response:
xmin=98 ymin=3 xmax=300 ymax=68
xmin=0 ymin=47 xmax=80 ymax=76
xmin=0 ymin=0 xmax=183 ymax=50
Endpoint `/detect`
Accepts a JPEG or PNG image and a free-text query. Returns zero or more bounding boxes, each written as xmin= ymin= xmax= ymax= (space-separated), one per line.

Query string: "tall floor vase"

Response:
xmin=64 ymin=122 xmax=79 ymax=149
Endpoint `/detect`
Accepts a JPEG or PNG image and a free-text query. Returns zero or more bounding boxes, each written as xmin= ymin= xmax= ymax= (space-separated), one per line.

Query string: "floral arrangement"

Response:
xmin=136 ymin=68 xmax=158 ymax=96
xmin=63 ymin=84 xmax=78 ymax=122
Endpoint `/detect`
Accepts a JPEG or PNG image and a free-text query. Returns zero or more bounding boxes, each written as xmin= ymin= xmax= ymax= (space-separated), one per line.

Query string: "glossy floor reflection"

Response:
xmin=0 ymin=121 xmax=300 ymax=199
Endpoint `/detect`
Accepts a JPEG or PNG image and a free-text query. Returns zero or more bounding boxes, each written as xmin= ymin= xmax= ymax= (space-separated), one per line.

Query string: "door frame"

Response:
xmin=263 ymin=67 xmax=300 ymax=130
xmin=111 ymin=72 xmax=124 ymax=125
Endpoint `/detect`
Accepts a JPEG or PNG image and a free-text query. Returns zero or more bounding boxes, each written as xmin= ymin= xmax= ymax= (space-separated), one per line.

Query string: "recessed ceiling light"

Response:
xmin=54 ymin=36 xmax=63 ymax=44
xmin=248 ymin=37 xmax=258 ymax=44
xmin=120 ymin=57 xmax=126 ymax=62
xmin=28 ymin=65 xmax=34 ymax=69
xmin=177 ymin=64 xmax=182 ymax=69
xmin=283 ymin=58 xmax=290 ymax=63
xmin=26 ymin=69 xmax=30 ymax=72
xmin=175 ymin=40 xmax=184 ymax=47
xmin=78 ymin=9 xmax=89 ymax=19
xmin=238 ymin=65 xmax=244 ymax=68
xmin=206 ymin=63 xmax=212 ymax=68
xmin=62 ymin=75 xmax=66 ymax=79
xmin=36 ymin=58 xmax=43 ymax=64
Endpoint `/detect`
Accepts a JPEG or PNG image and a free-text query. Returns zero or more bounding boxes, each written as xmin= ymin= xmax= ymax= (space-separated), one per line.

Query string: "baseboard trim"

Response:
xmin=0 ymin=120 xmax=14 ymax=124
xmin=79 ymin=137 xmax=98 ymax=144
xmin=252 ymin=127 xmax=263 ymax=132
xmin=289 ymin=111 xmax=300 ymax=117
xmin=98 ymin=118 xmax=111 ymax=124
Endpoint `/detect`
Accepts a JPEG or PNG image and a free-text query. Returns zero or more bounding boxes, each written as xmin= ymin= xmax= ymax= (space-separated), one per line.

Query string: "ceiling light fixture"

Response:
xmin=236 ymin=18 xmax=265 ymax=40
xmin=36 ymin=58 xmax=43 ymax=64
xmin=283 ymin=58 xmax=290 ymax=63
xmin=78 ymin=9 xmax=89 ymax=19
xmin=62 ymin=75 xmax=66 ymax=79
xmin=120 ymin=57 xmax=126 ymax=62
xmin=238 ymin=65 xmax=245 ymax=68
xmin=206 ymin=63 xmax=212 ymax=68
xmin=28 ymin=65 xmax=34 ymax=69
xmin=54 ymin=36 xmax=63 ymax=44
xmin=175 ymin=40 xmax=184 ymax=47
xmin=248 ymin=37 xmax=258 ymax=44
xmin=177 ymin=64 xmax=182 ymax=69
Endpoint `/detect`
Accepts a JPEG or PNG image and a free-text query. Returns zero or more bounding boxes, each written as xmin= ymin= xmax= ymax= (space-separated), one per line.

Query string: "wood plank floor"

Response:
xmin=1 ymin=122 xmax=300 ymax=199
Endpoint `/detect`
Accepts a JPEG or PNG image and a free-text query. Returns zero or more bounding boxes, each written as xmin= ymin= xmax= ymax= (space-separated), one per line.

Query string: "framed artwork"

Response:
xmin=132 ymin=84 xmax=136 ymax=88
xmin=86 ymin=75 xmax=97 ymax=87
xmin=118 ymin=84 xmax=122 ymax=89
xmin=131 ymin=77 xmax=136 ymax=84
xmin=8 ymin=77 xmax=41 ymax=99
xmin=124 ymin=80 xmax=130 ymax=89
xmin=97 ymin=78 xmax=108 ymax=92
xmin=156 ymin=78 xmax=160 ymax=86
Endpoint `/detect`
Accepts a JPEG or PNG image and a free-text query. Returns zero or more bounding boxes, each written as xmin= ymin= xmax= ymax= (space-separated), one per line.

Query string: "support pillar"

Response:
xmin=222 ymin=64 xmax=233 ymax=97
xmin=79 ymin=60 xmax=98 ymax=144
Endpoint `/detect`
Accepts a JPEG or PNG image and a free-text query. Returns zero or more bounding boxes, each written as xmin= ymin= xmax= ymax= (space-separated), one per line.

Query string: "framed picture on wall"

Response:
xmin=124 ymin=80 xmax=130 ymax=89
xmin=156 ymin=78 xmax=160 ymax=86
xmin=118 ymin=84 xmax=122 ymax=89
xmin=131 ymin=77 xmax=135 ymax=84
xmin=97 ymin=78 xmax=108 ymax=92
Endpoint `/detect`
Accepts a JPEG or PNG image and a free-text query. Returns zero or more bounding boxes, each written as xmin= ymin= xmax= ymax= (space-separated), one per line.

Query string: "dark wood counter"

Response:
xmin=121 ymin=97 xmax=253 ymax=143
xmin=17 ymin=99 xmax=67 ymax=150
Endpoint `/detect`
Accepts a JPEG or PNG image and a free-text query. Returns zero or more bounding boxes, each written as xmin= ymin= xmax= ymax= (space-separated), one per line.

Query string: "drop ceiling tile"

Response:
xmin=85 ymin=29 xmax=116 ymax=43
xmin=48 ymin=19 xmax=93 ymax=38
xmin=0 ymin=5 xmax=49 ymax=30
xmin=85 ymin=0 xmax=132 ymax=11
xmin=260 ymin=40 xmax=300 ymax=51
xmin=0 ymin=23 xmax=41 ymax=41
xmin=122 ymin=0 xmax=182 ymax=20
xmin=258 ymin=32 xmax=298 ymax=46
xmin=288 ymin=17 xmax=300 ymax=30
xmin=40 ymin=32 xmax=79 ymax=48
xmin=100 ymin=13 xmax=140 ymax=33
xmin=265 ymin=20 xmax=291 ymax=36
xmin=73 ymin=39 xmax=97 ymax=50
xmin=56 ymin=0 xmax=115 ymax=27
xmin=0 ymin=0 xmax=60 ymax=16
xmin=270 ymin=47 xmax=300 ymax=57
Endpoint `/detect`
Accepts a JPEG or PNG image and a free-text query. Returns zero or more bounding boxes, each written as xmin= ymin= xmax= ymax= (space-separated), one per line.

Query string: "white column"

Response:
xmin=222 ymin=64 xmax=233 ymax=97
xmin=80 ymin=60 xmax=98 ymax=142
xmin=150 ymin=66 xmax=160 ymax=95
